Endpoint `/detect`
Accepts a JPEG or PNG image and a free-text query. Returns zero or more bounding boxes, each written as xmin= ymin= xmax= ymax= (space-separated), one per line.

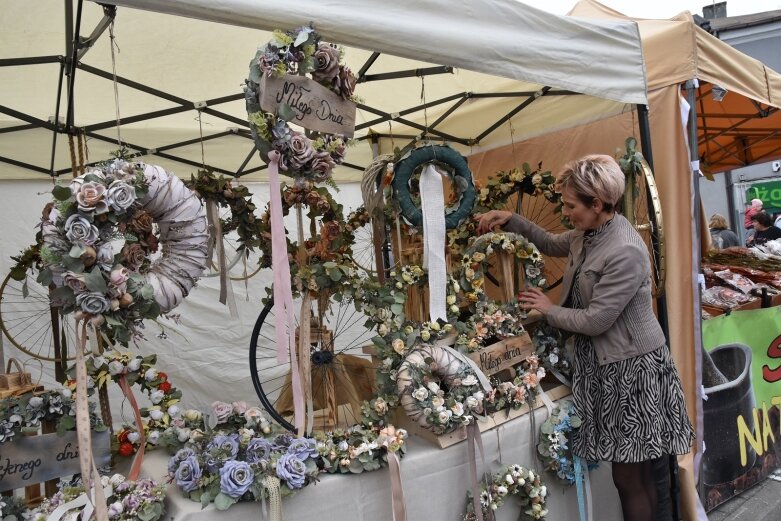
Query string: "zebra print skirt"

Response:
xmin=571 ymin=337 xmax=694 ymax=463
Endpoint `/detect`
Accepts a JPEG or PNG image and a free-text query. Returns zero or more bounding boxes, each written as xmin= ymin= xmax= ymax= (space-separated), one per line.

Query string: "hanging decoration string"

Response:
xmin=108 ymin=21 xmax=123 ymax=151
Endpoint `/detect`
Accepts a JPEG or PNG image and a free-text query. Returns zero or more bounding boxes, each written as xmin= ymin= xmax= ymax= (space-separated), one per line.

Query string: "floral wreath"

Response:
xmin=0 ymin=388 xmax=104 ymax=444
xmin=459 ymin=231 xmax=546 ymax=307
xmin=532 ymin=320 xmax=572 ymax=382
xmin=185 ymin=170 xmax=263 ymax=253
xmin=463 ymin=464 xmax=548 ymax=521
xmin=454 ymin=300 xmax=527 ymax=352
xmin=395 ymin=343 xmax=485 ymax=435
xmin=391 ymin=145 xmax=477 ymax=230
xmin=537 ymin=399 xmax=598 ymax=485
xmin=71 ymin=351 xmax=182 ymax=457
xmin=484 ymin=355 xmax=545 ymax=415
xmin=448 ymin=162 xmax=563 ymax=255
xmin=26 ymin=473 xmax=166 ymax=521
xmin=164 ymin=401 xmax=406 ymax=511
xmin=246 ymin=25 xmax=354 ymax=182
xmin=40 ymin=160 xmax=208 ymax=345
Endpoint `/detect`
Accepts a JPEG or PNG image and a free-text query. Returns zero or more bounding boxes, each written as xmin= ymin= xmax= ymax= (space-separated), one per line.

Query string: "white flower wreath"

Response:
xmin=396 ymin=344 xmax=485 ymax=435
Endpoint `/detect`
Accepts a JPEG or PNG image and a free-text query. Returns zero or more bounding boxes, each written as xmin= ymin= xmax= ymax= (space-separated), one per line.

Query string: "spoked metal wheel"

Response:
xmin=249 ymin=293 xmax=378 ymax=433
xmin=0 ymin=272 xmax=83 ymax=362
xmin=346 ymin=213 xmax=380 ymax=275
xmin=623 ymin=159 xmax=665 ymax=297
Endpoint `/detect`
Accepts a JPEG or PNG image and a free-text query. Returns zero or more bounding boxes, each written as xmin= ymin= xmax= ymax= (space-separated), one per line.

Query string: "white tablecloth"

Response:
xmin=141 ymin=404 xmax=622 ymax=521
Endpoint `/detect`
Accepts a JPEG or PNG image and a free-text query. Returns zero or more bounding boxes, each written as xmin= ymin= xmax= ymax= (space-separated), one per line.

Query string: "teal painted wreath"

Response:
xmin=392 ymin=145 xmax=476 ymax=230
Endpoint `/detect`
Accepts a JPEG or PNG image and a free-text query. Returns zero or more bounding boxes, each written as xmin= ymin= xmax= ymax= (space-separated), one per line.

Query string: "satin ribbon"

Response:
xmin=298 ymin=293 xmax=314 ymax=436
xmin=206 ymin=200 xmax=238 ymax=318
xmin=118 ymin=374 xmax=145 ymax=481
xmin=47 ymin=483 xmax=113 ymax=521
xmin=75 ymin=319 xmax=108 ymax=521
xmin=419 ymin=163 xmax=447 ymax=323
xmin=584 ymin=461 xmax=594 ymax=521
xmin=466 ymin=422 xmax=487 ymax=521
xmin=441 ymin=345 xmax=492 ymax=392
xmin=267 ymin=151 xmax=304 ymax=435
xmin=574 ymin=456 xmax=587 ymax=521
xmin=387 ymin=451 xmax=407 ymax=521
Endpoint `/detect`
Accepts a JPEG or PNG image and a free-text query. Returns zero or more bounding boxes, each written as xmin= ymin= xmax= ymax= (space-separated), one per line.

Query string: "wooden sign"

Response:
xmin=259 ymin=74 xmax=356 ymax=137
xmin=467 ymin=333 xmax=534 ymax=377
xmin=0 ymin=430 xmax=111 ymax=491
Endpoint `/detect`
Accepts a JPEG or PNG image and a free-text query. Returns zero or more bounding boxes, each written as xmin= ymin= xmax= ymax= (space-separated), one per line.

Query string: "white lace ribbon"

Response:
xmin=419 ymin=164 xmax=447 ymax=322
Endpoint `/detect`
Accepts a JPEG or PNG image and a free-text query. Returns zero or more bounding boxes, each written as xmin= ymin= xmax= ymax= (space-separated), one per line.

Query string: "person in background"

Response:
xmin=477 ymin=155 xmax=693 ymax=521
xmin=744 ymin=198 xmax=763 ymax=243
xmin=748 ymin=211 xmax=781 ymax=247
xmin=709 ymin=213 xmax=740 ymax=249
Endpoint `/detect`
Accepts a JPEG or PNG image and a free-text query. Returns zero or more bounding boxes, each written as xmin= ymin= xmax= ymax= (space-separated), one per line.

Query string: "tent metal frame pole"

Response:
xmin=357 ymin=103 xmax=470 ymax=145
xmin=0 ymin=56 xmax=64 ymax=67
xmin=356 ymin=52 xmax=380 ymax=82
xmin=50 ymin=60 xmax=67 ymax=175
xmin=358 ymin=65 xmax=453 ymax=83
xmin=638 ymin=102 xmax=681 ymax=521
xmin=65 ymin=0 xmax=84 ymax=132
xmin=0 ymin=156 xmax=52 ymax=175
xmin=75 ymin=5 xmax=116 ymax=61
xmin=474 ymin=86 xmax=551 ymax=143
xmin=355 ymin=92 xmax=466 ymax=131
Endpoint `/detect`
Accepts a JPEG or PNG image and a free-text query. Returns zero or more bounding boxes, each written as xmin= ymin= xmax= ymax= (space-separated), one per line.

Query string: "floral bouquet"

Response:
xmin=532 ymin=321 xmax=572 ymax=382
xmin=39 ymin=161 xmax=161 ymax=345
xmin=484 ymin=355 xmax=545 ymax=415
xmin=455 ymin=300 xmax=526 ymax=352
xmin=464 ymin=464 xmax=548 ymax=521
xmin=246 ymin=25 xmax=353 ymax=182
xmin=316 ymin=423 xmax=407 ymax=474
xmin=0 ymin=388 xmax=103 ymax=444
xmin=26 ymin=474 xmax=166 ymax=521
xmin=537 ymin=399 xmax=597 ymax=485
xmin=168 ymin=430 xmax=321 ymax=510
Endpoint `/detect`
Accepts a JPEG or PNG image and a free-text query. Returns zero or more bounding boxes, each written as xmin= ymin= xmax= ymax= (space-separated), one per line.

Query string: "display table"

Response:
xmin=141 ymin=402 xmax=622 ymax=521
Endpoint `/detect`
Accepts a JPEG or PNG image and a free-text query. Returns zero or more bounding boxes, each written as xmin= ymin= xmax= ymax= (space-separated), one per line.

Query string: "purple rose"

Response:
xmin=122 ymin=494 xmax=141 ymax=512
xmin=311 ymin=43 xmax=340 ymax=82
xmin=168 ymin=447 xmax=196 ymax=475
xmin=75 ymin=291 xmax=111 ymax=315
xmin=276 ymin=453 xmax=307 ymax=489
xmin=175 ymin=455 xmax=202 ymax=493
xmin=64 ymin=214 xmax=99 ymax=245
xmin=272 ymin=433 xmax=294 ymax=450
xmin=63 ymin=272 xmax=88 ymax=294
xmin=310 ymin=151 xmax=336 ymax=182
xmin=245 ymin=437 xmax=274 ymax=464
xmin=208 ymin=434 xmax=240 ymax=459
xmin=287 ymin=438 xmax=318 ymax=460
xmin=75 ymin=181 xmax=108 ymax=215
xmin=219 ymin=460 xmax=254 ymax=498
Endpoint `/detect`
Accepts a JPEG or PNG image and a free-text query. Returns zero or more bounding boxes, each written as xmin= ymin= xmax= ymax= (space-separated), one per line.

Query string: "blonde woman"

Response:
xmin=478 ymin=155 xmax=693 ymax=521
xmin=709 ymin=213 xmax=740 ymax=249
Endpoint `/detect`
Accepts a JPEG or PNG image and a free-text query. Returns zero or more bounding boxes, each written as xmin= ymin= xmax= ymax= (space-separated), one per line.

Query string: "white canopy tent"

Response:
xmin=0 ymin=0 xmax=649 ymax=182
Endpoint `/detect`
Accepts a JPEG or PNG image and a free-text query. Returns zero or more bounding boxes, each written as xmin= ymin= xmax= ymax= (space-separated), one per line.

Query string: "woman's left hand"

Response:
xmin=518 ymin=287 xmax=553 ymax=315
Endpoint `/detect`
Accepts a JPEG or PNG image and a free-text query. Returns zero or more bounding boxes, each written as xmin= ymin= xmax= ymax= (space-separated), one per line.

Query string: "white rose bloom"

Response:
xmin=497 ymin=485 xmax=508 ymax=497
xmin=108 ymin=361 xmax=125 ymax=376
xmin=451 ymin=402 xmax=464 ymax=416
xmin=437 ymin=411 xmax=450 ymax=423
xmin=412 ymin=387 xmax=429 ymax=401
xmin=465 ymin=396 xmax=478 ymax=409
xmin=473 ymin=391 xmax=484 ymax=401
xmin=148 ymin=390 xmax=165 ymax=405
xmin=427 ymin=382 xmax=440 ymax=393
xmin=461 ymin=374 xmax=478 ymax=387
xmin=540 ymin=485 xmax=547 ymax=497
xmin=109 ymin=474 xmax=126 ymax=487
xmin=168 ymin=405 xmax=181 ymax=417
xmin=149 ymin=409 xmax=164 ymax=421
xmin=92 ymin=356 xmax=107 ymax=368
xmin=128 ymin=358 xmax=143 ymax=372
xmin=177 ymin=428 xmax=191 ymax=443
xmin=537 ymin=368 xmax=546 ymax=379
xmin=431 ymin=396 xmax=445 ymax=408
xmin=59 ymin=388 xmax=72 ymax=399
xmin=147 ymin=430 xmax=160 ymax=445
xmin=127 ymin=432 xmax=140 ymax=444
xmin=144 ymin=368 xmax=158 ymax=381
xmin=505 ymin=474 xmax=514 ymax=484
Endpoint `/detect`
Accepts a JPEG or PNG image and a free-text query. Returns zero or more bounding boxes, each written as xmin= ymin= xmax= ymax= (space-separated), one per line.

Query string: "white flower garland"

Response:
xmin=463 ymin=464 xmax=548 ymax=520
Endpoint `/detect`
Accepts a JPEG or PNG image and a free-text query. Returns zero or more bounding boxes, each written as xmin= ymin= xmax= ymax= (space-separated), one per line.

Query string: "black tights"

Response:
xmin=612 ymin=459 xmax=657 ymax=521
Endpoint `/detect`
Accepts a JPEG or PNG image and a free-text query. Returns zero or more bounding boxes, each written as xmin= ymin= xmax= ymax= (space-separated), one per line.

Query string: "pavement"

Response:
xmin=707 ymin=470 xmax=781 ymax=521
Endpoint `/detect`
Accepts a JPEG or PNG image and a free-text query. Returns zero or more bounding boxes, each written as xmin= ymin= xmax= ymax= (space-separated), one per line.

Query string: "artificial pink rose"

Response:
xmin=76 ymin=182 xmax=109 ymax=215
xmin=211 ymin=401 xmax=233 ymax=423
xmin=311 ymin=43 xmax=340 ymax=82
xmin=310 ymin=151 xmax=336 ymax=182
xmin=333 ymin=65 xmax=357 ymax=100
xmin=232 ymin=401 xmax=248 ymax=414
xmin=289 ymin=133 xmax=315 ymax=171
xmin=63 ymin=272 xmax=87 ymax=294
xmin=109 ymin=267 xmax=129 ymax=296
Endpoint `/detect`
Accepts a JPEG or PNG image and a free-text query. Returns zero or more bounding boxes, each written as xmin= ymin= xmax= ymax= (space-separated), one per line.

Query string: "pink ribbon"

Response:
xmin=267 ymin=151 xmax=305 ymax=435
xmin=118 ymin=375 xmax=145 ymax=481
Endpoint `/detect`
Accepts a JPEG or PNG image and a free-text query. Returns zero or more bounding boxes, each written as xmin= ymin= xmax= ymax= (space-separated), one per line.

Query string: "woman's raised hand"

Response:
xmin=476 ymin=210 xmax=512 ymax=234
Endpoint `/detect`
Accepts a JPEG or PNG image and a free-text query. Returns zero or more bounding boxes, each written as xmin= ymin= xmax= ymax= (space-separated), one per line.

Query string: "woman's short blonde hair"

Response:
xmin=556 ymin=154 xmax=625 ymax=212
xmin=709 ymin=213 xmax=729 ymax=230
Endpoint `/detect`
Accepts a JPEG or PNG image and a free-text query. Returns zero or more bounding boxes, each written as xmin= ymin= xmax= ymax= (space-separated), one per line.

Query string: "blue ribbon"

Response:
xmin=574 ymin=456 xmax=587 ymax=521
